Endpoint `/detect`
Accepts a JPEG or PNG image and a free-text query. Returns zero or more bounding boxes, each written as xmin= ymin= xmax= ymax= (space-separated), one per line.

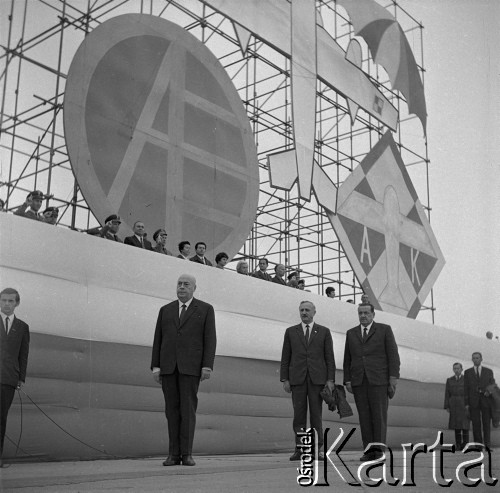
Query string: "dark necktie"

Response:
xmin=476 ymin=367 xmax=480 ymax=379
xmin=180 ymin=304 xmax=187 ymax=324
xmin=305 ymin=324 xmax=310 ymax=345
xmin=140 ymin=237 xmax=144 ymax=248
xmin=5 ymin=316 xmax=9 ymax=335
xmin=363 ymin=326 xmax=368 ymax=343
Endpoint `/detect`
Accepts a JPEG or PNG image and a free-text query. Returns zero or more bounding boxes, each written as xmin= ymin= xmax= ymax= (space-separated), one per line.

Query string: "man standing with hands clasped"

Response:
xmin=151 ymin=274 xmax=216 ymax=467
xmin=280 ymin=301 xmax=335 ymax=461
xmin=343 ymin=303 xmax=400 ymax=461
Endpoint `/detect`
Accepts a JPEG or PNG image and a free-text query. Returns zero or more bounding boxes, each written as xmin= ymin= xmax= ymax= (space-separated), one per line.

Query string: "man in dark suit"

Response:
xmin=343 ymin=303 xmax=400 ymax=460
xmin=151 ymin=274 xmax=216 ymax=466
xmin=464 ymin=352 xmax=495 ymax=450
xmin=124 ymin=221 xmax=153 ymax=250
xmin=0 ymin=288 xmax=30 ymax=466
xmin=189 ymin=242 xmax=213 ymax=266
xmin=252 ymin=258 xmax=272 ymax=281
xmin=280 ymin=301 xmax=335 ymax=461
xmin=272 ymin=264 xmax=287 ymax=285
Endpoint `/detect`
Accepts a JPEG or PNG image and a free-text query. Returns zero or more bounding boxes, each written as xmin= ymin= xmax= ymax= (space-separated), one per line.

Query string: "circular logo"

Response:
xmin=64 ymin=14 xmax=259 ymax=259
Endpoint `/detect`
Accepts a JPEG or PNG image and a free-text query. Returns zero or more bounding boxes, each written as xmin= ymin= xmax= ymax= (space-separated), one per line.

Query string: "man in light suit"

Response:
xmin=124 ymin=221 xmax=153 ymax=250
xmin=151 ymin=274 xmax=216 ymax=466
xmin=343 ymin=303 xmax=400 ymax=461
xmin=0 ymin=288 xmax=30 ymax=466
xmin=464 ymin=352 xmax=495 ymax=450
xmin=280 ymin=301 xmax=335 ymax=460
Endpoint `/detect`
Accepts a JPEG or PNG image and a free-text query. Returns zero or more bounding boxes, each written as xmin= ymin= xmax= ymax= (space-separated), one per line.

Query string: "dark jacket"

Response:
xmin=464 ymin=366 xmax=495 ymax=408
xmin=252 ymin=270 xmax=272 ymax=281
xmin=0 ymin=316 xmax=30 ymax=388
xmin=151 ymin=297 xmax=217 ymax=377
xmin=190 ymin=255 xmax=213 ymax=266
xmin=272 ymin=275 xmax=287 ymax=286
xmin=444 ymin=375 xmax=469 ymax=430
xmin=124 ymin=235 xmax=153 ymax=250
xmin=343 ymin=322 xmax=400 ymax=386
xmin=280 ymin=323 xmax=335 ymax=386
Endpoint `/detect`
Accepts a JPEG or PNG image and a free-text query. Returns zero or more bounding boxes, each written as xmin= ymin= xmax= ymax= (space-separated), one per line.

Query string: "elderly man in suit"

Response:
xmin=272 ymin=264 xmax=287 ymax=285
xmin=124 ymin=221 xmax=153 ymax=250
xmin=151 ymin=274 xmax=216 ymax=467
xmin=344 ymin=303 xmax=400 ymax=461
xmin=280 ymin=301 xmax=335 ymax=461
xmin=464 ymin=352 xmax=495 ymax=451
xmin=0 ymin=288 xmax=30 ymax=466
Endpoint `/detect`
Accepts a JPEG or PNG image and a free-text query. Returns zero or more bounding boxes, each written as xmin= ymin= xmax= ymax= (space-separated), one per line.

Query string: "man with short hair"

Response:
xmin=14 ymin=190 xmax=45 ymax=221
xmin=151 ymin=274 xmax=217 ymax=467
xmin=280 ymin=301 xmax=335 ymax=461
xmin=252 ymin=258 xmax=272 ymax=281
xmin=124 ymin=221 xmax=153 ymax=250
xmin=99 ymin=214 xmax=122 ymax=242
xmin=0 ymin=288 xmax=30 ymax=466
xmin=343 ymin=303 xmax=400 ymax=461
xmin=325 ymin=287 xmax=335 ymax=298
xmin=272 ymin=264 xmax=287 ymax=285
xmin=177 ymin=241 xmax=191 ymax=260
xmin=190 ymin=242 xmax=212 ymax=266
xmin=464 ymin=352 xmax=495 ymax=450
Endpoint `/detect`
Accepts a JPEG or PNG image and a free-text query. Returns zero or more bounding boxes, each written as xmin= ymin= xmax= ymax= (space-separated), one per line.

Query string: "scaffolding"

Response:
xmin=0 ymin=0 xmax=436 ymax=322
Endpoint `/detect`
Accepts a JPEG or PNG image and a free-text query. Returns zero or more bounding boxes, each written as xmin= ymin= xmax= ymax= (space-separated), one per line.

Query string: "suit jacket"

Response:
xmin=343 ymin=322 xmax=400 ymax=386
xmin=14 ymin=204 xmax=43 ymax=222
xmin=190 ymin=255 xmax=213 ymax=267
xmin=464 ymin=366 xmax=495 ymax=408
xmin=153 ymin=244 xmax=174 ymax=256
xmin=252 ymin=270 xmax=272 ymax=282
xmin=272 ymin=275 xmax=287 ymax=286
xmin=280 ymin=323 xmax=335 ymax=385
xmin=0 ymin=316 xmax=30 ymax=388
xmin=151 ymin=297 xmax=217 ymax=377
xmin=124 ymin=235 xmax=153 ymax=250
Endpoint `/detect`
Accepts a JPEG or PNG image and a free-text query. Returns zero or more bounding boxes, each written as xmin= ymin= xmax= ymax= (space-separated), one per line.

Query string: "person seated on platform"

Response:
xmin=272 ymin=264 xmax=287 ymax=285
xmin=325 ymin=286 xmax=336 ymax=299
xmin=177 ymin=241 xmax=191 ymax=260
xmin=236 ymin=260 xmax=249 ymax=275
xmin=99 ymin=214 xmax=123 ymax=242
xmin=190 ymin=242 xmax=212 ymax=266
xmin=287 ymin=271 xmax=299 ymax=288
xmin=252 ymin=258 xmax=272 ymax=281
xmin=361 ymin=293 xmax=370 ymax=304
xmin=124 ymin=221 xmax=153 ymax=250
xmin=297 ymin=280 xmax=305 ymax=290
xmin=215 ymin=252 xmax=229 ymax=269
xmin=14 ymin=190 xmax=46 ymax=221
xmin=153 ymin=229 xmax=174 ymax=256
xmin=42 ymin=206 xmax=59 ymax=225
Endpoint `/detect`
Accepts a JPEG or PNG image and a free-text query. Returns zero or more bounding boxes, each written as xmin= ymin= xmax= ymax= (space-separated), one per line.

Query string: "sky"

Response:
xmin=397 ymin=0 xmax=500 ymax=337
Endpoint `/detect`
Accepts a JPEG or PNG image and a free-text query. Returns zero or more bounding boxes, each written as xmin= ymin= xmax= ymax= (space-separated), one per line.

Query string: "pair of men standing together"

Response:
xmin=151 ymin=275 xmax=400 ymax=466
xmin=280 ymin=300 xmax=400 ymax=461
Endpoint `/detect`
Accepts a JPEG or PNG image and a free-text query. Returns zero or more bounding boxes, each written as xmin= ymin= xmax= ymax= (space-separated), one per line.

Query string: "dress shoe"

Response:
xmin=162 ymin=456 xmax=181 ymax=466
xmin=289 ymin=450 xmax=302 ymax=461
xmin=359 ymin=452 xmax=374 ymax=461
xmin=182 ymin=455 xmax=196 ymax=466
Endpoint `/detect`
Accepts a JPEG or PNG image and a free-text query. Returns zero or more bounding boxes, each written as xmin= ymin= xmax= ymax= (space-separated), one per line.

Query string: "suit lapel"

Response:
xmin=309 ymin=324 xmax=319 ymax=345
xmin=354 ymin=325 xmax=363 ymax=344
xmin=365 ymin=323 xmax=377 ymax=343
xmin=295 ymin=324 xmax=307 ymax=348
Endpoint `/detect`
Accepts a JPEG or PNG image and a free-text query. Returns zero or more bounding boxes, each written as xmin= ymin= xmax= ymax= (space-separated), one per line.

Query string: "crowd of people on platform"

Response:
xmin=4 ymin=191 xmax=368 ymax=301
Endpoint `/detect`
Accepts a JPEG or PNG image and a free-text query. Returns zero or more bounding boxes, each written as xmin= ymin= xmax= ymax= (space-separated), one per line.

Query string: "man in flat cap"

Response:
xmin=14 ymin=190 xmax=45 ymax=221
xmin=99 ymin=214 xmax=122 ymax=242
